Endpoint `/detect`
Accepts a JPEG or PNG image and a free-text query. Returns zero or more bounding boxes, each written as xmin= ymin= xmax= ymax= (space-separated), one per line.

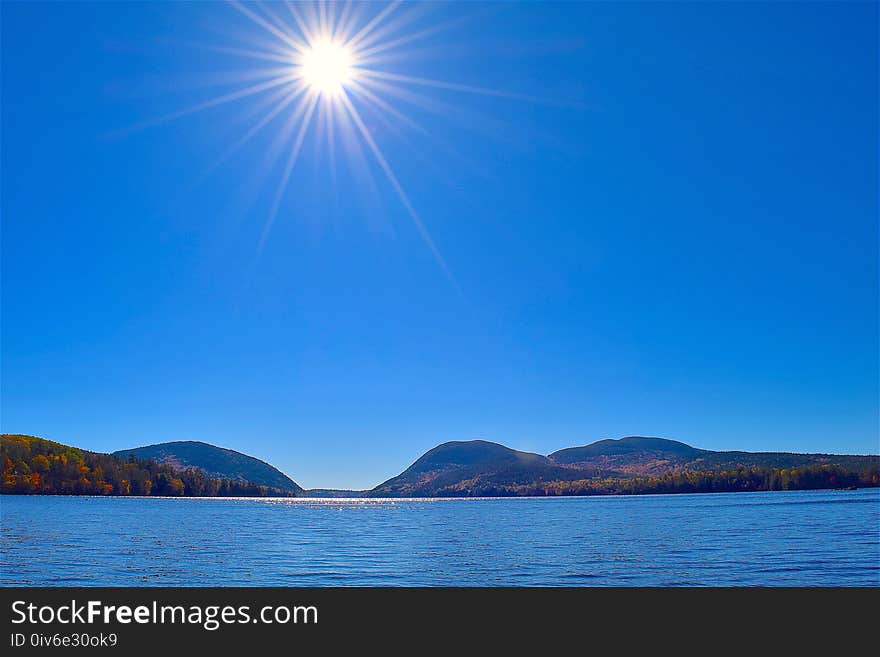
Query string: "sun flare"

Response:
xmin=145 ymin=1 xmax=533 ymax=283
xmin=300 ymin=40 xmax=353 ymax=95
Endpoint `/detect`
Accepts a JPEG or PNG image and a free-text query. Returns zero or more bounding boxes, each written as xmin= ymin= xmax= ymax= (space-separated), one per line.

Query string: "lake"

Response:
xmin=1 ymin=489 xmax=878 ymax=586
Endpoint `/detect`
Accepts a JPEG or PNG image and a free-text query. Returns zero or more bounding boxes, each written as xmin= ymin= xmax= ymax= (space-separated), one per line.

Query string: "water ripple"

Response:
xmin=1 ymin=489 xmax=878 ymax=586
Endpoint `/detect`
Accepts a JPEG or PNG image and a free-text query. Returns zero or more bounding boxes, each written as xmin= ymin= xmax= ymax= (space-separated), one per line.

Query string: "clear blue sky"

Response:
xmin=2 ymin=2 xmax=877 ymax=489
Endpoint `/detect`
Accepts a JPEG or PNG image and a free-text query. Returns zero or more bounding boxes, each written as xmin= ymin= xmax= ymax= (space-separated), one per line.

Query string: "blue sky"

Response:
xmin=2 ymin=2 xmax=877 ymax=489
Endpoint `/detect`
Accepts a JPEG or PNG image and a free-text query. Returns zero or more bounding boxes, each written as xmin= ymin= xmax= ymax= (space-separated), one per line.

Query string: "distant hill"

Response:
xmin=370 ymin=437 xmax=880 ymax=497
xmin=549 ymin=436 xmax=873 ymax=477
xmin=114 ymin=441 xmax=302 ymax=494
xmin=549 ymin=436 xmax=712 ymax=475
xmin=371 ymin=440 xmax=598 ymax=497
xmin=551 ymin=436 xmax=702 ymax=462
xmin=301 ymin=489 xmax=367 ymax=498
xmin=550 ymin=436 xmax=703 ymax=474
xmin=1 ymin=434 xmax=296 ymax=497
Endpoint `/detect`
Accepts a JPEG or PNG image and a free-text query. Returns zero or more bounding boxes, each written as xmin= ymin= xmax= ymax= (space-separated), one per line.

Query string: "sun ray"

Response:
xmin=177 ymin=40 xmax=299 ymax=66
xmin=318 ymin=0 xmax=330 ymax=39
xmin=331 ymin=1 xmax=354 ymax=42
xmin=355 ymin=68 xmax=547 ymax=104
xmin=333 ymin=0 xmax=365 ymax=45
xmin=347 ymin=3 xmax=436 ymax=57
xmin=315 ymin=96 xmax=339 ymax=191
xmin=283 ymin=1 xmax=317 ymax=46
xmin=334 ymin=100 xmax=385 ymax=217
xmin=202 ymin=83 xmax=307 ymax=179
xmin=348 ymin=85 xmax=440 ymax=174
xmin=228 ymin=0 xmax=309 ymax=55
xmin=325 ymin=99 xmax=337 ymax=189
xmin=355 ymin=75 xmax=494 ymax=128
xmin=259 ymin=93 xmax=320 ymax=251
xmin=345 ymin=1 xmax=400 ymax=53
xmin=256 ymin=1 xmax=309 ymax=49
xmin=111 ymin=72 xmax=295 ymax=137
xmin=347 ymin=80 xmax=428 ymax=137
xmin=353 ymin=16 xmax=471 ymax=66
xmin=339 ymin=90 xmax=457 ymax=288
xmin=358 ymin=75 xmax=537 ymax=157
xmin=347 ymin=79 xmax=487 ymax=183
xmin=301 ymin=2 xmax=323 ymax=41
xmin=112 ymin=55 xmax=296 ymax=98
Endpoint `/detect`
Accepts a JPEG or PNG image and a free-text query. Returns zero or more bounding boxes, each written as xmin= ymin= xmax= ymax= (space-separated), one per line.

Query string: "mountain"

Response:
xmin=549 ymin=435 xmax=710 ymax=476
xmin=371 ymin=439 xmax=598 ymax=497
xmin=549 ymin=436 xmax=874 ymax=477
xmin=2 ymin=434 xmax=296 ymax=497
xmin=113 ymin=441 xmax=302 ymax=494
xmin=550 ymin=436 xmax=703 ymax=474
xmin=369 ymin=437 xmax=880 ymax=497
xmin=551 ymin=436 xmax=702 ymax=461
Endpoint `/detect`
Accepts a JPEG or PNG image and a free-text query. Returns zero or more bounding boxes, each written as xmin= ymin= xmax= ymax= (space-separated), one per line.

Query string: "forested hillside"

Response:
xmin=113 ymin=440 xmax=301 ymax=493
xmin=432 ymin=463 xmax=880 ymax=497
xmin=1 ymin=434 xmax=296 ymax=497
xmin=371 ymin=438 xmax=880 ymax=497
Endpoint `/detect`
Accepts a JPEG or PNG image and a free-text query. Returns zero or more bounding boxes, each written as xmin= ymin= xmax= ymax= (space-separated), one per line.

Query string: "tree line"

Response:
xmin=1 ymin=434 xmax=296 ymax=497
xmin=419 ymin=462 xmax=880 ymax=497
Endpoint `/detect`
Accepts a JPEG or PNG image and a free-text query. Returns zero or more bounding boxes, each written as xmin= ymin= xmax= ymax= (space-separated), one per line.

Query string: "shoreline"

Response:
xmin=2 ymin=486 xmax=877 ymax=502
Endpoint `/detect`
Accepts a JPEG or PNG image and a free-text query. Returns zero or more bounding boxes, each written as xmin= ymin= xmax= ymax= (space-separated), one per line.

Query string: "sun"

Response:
xmin=300 ymin=39 xmax=353 ymax=95
xmin=141 ymin=1 xmax=533 ymax=282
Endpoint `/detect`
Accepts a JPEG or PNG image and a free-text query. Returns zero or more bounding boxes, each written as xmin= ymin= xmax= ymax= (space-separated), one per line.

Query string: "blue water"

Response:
xmin=1 ymin=489 xmax=878 ymax=586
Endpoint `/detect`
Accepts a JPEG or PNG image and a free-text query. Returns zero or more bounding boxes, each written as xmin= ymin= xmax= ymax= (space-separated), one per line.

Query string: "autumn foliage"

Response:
xmin=428 ymin=463 xmax=880 ymax=497
xmin=1 ymin=434 xmax=295 ymax=497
